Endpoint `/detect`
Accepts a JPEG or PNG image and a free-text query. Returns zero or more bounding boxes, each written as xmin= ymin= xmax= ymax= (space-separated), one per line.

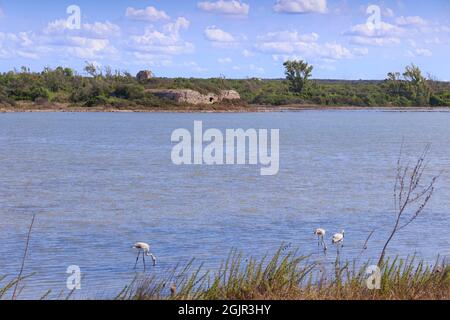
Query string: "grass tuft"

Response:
xmin=119 ymin=246 xmax=450 ymax=300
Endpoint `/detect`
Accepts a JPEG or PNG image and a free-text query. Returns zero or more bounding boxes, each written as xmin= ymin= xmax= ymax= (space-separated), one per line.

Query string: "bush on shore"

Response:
xmin=1 ymin=64 xmax=449 ymax=109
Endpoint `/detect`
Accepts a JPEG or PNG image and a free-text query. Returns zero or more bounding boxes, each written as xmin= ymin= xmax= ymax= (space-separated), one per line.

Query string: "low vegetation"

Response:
xmin=2 ymin=246 xmax=449 ymax=300
xmin=118 ymin=247 xmax=450 ymax=301
xmin=1 ymin=62 xmax=449 ymax=110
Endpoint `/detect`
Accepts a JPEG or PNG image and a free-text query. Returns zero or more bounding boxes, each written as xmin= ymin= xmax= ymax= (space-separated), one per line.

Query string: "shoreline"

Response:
xmin=1 ymin=102 xmax=450 ymax=113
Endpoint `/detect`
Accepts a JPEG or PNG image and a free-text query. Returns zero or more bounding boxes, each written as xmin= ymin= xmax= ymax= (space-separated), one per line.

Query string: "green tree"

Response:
xmin=402 ymin=64 xmax=431 ymax=105
xmin=63 ymin=67 xmax=74 ymax=77
xmin=283 ymin=60 xmax=313 ymax=94
xmin=386 ymin=65 xmax=432 ymax=106
xmin=84 ymin=62 xmax=98 ymax=77
xmin=386 ymin=72 xmax=402 ymax=98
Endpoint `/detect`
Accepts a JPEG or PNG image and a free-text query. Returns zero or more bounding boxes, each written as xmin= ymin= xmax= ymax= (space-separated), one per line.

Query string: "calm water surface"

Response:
xmin=0 ymin=111 xmax=449 ymax=299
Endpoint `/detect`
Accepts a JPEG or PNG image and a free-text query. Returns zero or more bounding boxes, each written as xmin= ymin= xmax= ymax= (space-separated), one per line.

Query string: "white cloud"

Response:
xmin=24 ymin=15 xmax=192 ymax=63
xmin=255 ymin=30 xmax=319 ymax=55
xmin=131 ymin=31 xmax=194 ymax=54
xmin=406 ymin=48 xmax=432 ymax=57
xmin=65 ymin=37 xmax=115 ymax=59
xmin=43 ymin=19 xmax=70 ymax=35
xmin=415 ymin=48 xmax=432 ymax=56
xmin=37 ymin=19 xmax=121 ymax=59
xmin=345 ymin=22 xmax=403 ymax=38
xmin=255 ymin=30 xmax=353 ymax=61
xmin=396 ymin=16 xmax=427 ymax=27
xmin=274 ymin=0 xmax=327 ymax=14
xmin=349 ymin=36 xmax=401 ymax=47
xmin=320 ymin=42 xmax=353 ymax=59
xmin=344 ymin=22 xmax=403 ymax=47
xmin=242 ymin=49 xmax=254 ymax=57
xmin=198 ymin=1 xmax=249 ymax=15
xmin=0 ymin=27 xmax=119 ymax=61
xmin=0 ymin=31 xmax=38 ymax=59
xmin=129 ymin=17 xmax=194 ymax=56
xmin=1 ymin=12 xmax=194 ymax=63
xmin=163 ymin=17 xmax=191 ymax=35
xmin=258 ymin=42 xmax=298 ymax=54
xmin=204 ymin=26 xmax=235 ymax=42
xmin=218 ymin=57 xmax=232 ymax=64
xmin=345 ymin=15 xmax=447 ymax=49
xmin=43 ymin=19 xmax=121 ymax=38
xmin=83 ymin=22 xmax=121 ymax=38
xmin=352 ymin=47 xmax=369 ymax=56
xmin=48 ymin=36 xmax=118 ymax=59
xmin=258 ymin=30 xmax=319 ymax=42
xmin=125 ymin=6 xmax=170 ymax=22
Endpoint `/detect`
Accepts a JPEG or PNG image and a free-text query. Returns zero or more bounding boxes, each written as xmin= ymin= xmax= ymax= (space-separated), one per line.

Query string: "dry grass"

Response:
xmin=116 ymin=246 xmax=450 ymax=301
xmin=2 ymin=244 xmax=448 ymax=300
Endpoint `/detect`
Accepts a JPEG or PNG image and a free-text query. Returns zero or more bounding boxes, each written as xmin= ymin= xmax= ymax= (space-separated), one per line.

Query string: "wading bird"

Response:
xmin=132 ymin=242 xmax=157 ymax=271
xmin=314 ymin=228 xmax=327 ymax=251
xmin=332 ymin=231 xmax=345 ymax=253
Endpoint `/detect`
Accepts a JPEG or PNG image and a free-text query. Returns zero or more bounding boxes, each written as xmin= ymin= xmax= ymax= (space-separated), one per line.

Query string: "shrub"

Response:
xmin=1 ymin=65 xmax=449 ymax=108
xmin=113 ymin=84 xmax=145 ymax=100
xmin=84 ymin=95 xmax=109 ymax=107
xmin=430 ymin=95 xmax=450 ymax=106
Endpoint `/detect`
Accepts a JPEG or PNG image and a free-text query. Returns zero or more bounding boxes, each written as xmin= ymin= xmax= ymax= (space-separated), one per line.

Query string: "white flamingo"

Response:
xmin=132 ymin=242 xmax=157 ymax=270
xmin=314 ymin=228 xmax=327 ymax=251
xmin=332 ymin=230 xmax=345 ymax=253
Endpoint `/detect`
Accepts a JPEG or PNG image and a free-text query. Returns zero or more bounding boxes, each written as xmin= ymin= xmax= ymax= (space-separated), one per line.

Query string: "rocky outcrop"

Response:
xmin=136 ymin=70 xmax=154 ymax=81
xmin=219 ymin=90 xmax=241 ymax=101
xmin=147 ymin=89 xmax=240 ymax=105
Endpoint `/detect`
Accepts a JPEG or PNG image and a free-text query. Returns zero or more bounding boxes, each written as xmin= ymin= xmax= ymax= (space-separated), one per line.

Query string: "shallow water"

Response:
xmin=0 ymin=111 xmax=449 ymax=299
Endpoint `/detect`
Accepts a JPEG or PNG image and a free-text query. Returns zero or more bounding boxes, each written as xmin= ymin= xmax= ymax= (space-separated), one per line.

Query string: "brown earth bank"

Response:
xmin=1 ymin=101 xmax=450 ymax=113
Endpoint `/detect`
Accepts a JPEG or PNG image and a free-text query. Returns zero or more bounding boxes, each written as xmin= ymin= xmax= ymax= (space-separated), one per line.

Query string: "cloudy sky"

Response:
xmin=0 ymin=0 xmax=449 ymax=79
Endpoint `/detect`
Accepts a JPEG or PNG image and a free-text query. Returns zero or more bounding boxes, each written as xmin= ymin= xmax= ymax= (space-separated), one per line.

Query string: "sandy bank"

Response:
xmin=1 ymin=102 xmax=449 ymax=113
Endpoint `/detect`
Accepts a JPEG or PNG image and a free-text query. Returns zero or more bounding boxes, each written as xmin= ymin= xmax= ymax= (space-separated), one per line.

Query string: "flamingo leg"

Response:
xmin=321 ymin=237 xmax=327 ymax=251
xmin=134 ymin=251 xmax=141 ymax=269
xmin=143 ymin=254 xmax=146 ymax=271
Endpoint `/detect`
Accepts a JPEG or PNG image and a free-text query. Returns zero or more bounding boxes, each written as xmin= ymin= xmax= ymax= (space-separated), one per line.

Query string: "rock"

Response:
xmin=136 ymin=70 xmax=154 ymax=81
xmin=219 ymin=90 xmax=241 ymax=101
xmin=147 ymin=89 xmax=218 ymax=104
xmin=146 ymin=89 xmax=240 ymax=105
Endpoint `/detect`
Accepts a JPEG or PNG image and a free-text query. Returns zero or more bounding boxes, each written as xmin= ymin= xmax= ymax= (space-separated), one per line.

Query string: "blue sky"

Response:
xmin=0 ymin=0 xmax=449 ymax=79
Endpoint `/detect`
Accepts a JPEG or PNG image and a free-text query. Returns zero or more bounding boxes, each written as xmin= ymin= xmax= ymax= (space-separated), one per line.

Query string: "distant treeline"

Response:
xmin=0 ymin=62 xmax=449 ymax=108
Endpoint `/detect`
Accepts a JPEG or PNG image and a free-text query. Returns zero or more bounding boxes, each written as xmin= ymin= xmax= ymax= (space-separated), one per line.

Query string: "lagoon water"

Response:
xmin=1 ymin=111 xmax=450 ymax=299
